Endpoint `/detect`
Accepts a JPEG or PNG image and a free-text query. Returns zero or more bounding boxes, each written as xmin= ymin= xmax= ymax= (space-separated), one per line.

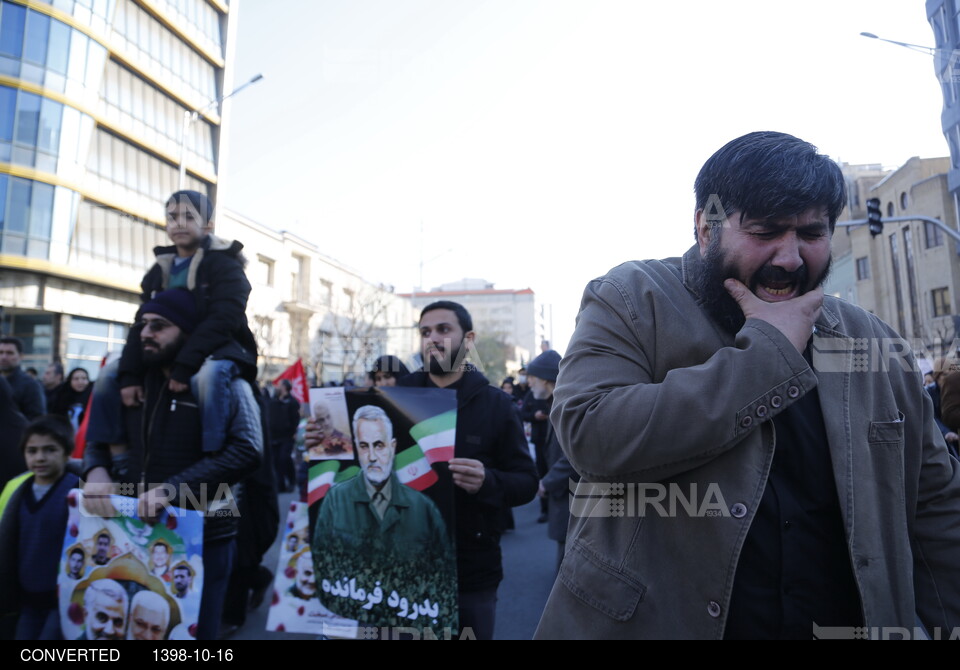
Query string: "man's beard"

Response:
xmin=142 ymin=333 xmax=187 ymax=367
xmin=693 ymin=234 xmax=831 ymax=335
xmin=426 ymin=338 xmax=470 ymax=376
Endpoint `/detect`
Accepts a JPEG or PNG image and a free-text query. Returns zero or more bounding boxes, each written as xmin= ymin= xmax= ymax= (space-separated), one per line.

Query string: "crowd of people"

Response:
xmin=7 ymin=129 xmax=960 ymax=641
xmin=0 ymin=188 xmax=554 ymax=642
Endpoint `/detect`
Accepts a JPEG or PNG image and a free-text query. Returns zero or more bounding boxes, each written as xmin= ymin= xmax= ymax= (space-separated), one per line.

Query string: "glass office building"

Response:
xmin=0 ymin=0 xmax=234 ymax=376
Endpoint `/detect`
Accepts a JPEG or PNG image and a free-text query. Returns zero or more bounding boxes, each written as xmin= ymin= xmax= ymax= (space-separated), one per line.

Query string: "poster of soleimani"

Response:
xmin=58 ymin=491 xmax=203 ymax=641
xmin=305 ymin=386 xmax=459 ymax=638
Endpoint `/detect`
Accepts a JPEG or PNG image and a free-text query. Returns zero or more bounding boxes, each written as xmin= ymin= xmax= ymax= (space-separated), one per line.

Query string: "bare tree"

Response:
xmin=323 ymin=285 xmax=397 ymax=383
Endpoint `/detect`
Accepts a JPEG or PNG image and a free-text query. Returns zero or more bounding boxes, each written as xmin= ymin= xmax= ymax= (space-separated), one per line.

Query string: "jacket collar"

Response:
xmin=400 ymin=366 xmax=491 ymax=405
xmin=680 ymin=244 xmax=840 ymax=332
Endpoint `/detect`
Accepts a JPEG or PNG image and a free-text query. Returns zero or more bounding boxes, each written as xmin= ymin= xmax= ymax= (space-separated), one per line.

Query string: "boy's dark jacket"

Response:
xmin=118 ymin=234 xmax=258 ymax=387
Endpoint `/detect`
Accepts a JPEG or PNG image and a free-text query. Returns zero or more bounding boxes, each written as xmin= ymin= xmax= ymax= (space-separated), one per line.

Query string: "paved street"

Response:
xmin=231 ymin=496 xmax=557 ymax=640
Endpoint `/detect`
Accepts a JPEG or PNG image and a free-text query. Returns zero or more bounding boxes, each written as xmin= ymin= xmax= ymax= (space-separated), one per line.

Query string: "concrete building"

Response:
xmin=0 ymin=0 xmax=235 ymax=375
xmin=828 ymin=156 xmax=960 ymax=354
xmin=401 ymin=279 xmax=549 ymax=375
xmin=217 ymin=210 xmax=417 ymax=385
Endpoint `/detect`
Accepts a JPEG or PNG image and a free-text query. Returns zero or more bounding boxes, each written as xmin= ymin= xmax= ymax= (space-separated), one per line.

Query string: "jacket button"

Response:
xmin=756 ymin=405 xmax=768 ymax=418
xmin=787 ymin=386 xmax=800 ymax=399
xmin=707 ymin=601 xmax=721 ymax=618
xmin=739 ymin=416 xmax=753 ymax=429
xmin=770 ymin=396 xmax=782 ymax=409
xmin=731 ymin=503 xmax=747 ymax=518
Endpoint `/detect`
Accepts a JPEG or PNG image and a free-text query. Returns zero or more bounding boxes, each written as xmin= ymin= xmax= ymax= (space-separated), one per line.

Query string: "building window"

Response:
xmin=900 ymin=192 xmax=908 ymax=210
xmin=933 ymin=288 xmax=952 ymax=318
xmin=887 ymin=202 xmax=895 ymax=218
xmin=291 ymin=255 xmax=309 ymax=303
xmin=855 ymin=256 xmax=870 ymax=280
xmin=65 ymin=317 xmax=128 ymax=381
xmin=925 ymin=220 xmax=945 ymax=249
xmin=0 ymin=311 xmax=53 ymax=371
xmin=319 ymin=279 xmax=332 ymax=306
xmin=255 ymin=255 xmax=274 ymax=287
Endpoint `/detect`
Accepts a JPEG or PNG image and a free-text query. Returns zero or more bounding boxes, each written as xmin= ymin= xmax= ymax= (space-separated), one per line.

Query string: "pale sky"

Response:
xmin=218 ymin=0 xmax=949 ymax=355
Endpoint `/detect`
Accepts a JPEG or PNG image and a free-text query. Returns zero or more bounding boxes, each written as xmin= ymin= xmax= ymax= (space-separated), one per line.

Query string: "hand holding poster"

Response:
xmin=58 ymin=491 xmax=203 ymax=641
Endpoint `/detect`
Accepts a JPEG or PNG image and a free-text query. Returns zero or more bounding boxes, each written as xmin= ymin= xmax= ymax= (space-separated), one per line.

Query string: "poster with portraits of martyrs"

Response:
xmin=265 ymin=501 xmax=357 ymax=637
xmin=58 ymin=491 xmax=204 ymax=641
xmin=307 ymin=386 xmax=459 ymax=638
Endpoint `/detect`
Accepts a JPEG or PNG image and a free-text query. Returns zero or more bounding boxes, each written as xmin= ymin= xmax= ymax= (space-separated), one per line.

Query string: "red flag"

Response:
xmin=72 ymin=391 xmax=93 ymax=458
xmin=274 ymin=359 xmax=309 ymax=404
xmin=74 ymin=353 xmax=113 ymax=458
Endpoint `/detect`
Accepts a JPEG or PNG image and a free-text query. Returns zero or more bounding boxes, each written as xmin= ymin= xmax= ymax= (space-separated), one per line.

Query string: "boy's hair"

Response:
xmin=0 ymin=337 xmax=23 ymax=354
xmin=20 ymin=414 xmax=74 ymax=456
xmin=166 ymin=190 xmax=214 ymax=224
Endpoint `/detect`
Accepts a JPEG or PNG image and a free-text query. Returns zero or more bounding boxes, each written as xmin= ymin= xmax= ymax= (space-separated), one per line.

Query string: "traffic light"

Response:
xmin=866 ymin=198 xmax=883 ymax=237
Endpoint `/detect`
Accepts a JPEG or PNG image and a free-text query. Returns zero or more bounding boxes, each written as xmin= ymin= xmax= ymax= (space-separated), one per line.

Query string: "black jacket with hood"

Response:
xmin=118 ymin=234 xmax=258 ymax=388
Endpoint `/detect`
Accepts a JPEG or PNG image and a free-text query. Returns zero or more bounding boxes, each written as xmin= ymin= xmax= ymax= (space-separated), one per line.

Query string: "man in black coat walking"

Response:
xmin=398 ymin=301 xmax=539 ymax=640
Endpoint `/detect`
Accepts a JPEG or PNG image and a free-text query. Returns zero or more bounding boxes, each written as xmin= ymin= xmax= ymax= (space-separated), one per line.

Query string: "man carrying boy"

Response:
xmin=82 ymin=288 xmax=263 ymax=640
xmin=87 ymin=190 xmax=258 ymax=472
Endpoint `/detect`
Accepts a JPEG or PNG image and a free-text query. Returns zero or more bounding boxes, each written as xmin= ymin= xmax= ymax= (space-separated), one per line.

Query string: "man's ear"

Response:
xmin=695 ymin=209 xmax=712 ymax=256
xmin=464 ymin=331 xmax=476 ymax=346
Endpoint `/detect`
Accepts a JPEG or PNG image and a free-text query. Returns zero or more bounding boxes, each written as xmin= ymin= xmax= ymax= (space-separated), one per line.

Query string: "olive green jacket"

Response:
xmin=535 ymin=246 xmax=960 ymax=639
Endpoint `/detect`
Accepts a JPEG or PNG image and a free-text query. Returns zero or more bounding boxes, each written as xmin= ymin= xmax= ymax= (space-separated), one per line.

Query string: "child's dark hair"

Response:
xmin=20 ymin=414 xmax=75 ymax=456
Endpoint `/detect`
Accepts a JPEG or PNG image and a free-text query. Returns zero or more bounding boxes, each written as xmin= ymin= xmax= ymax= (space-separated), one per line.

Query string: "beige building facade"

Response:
xmin=829 ymin=156 xmax=960 ymax=359
xmin=218 ymin=210 xmax=417 ymax=385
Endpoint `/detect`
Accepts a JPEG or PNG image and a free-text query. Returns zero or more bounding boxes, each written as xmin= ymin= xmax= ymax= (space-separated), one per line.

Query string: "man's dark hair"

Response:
xmin=47 ymin=362 xmax=64 ymax=377
xmin=70 ymin=546 xmax=85 ymax=559
xmin=420 ymin=301 xmax=473 ymax=333
xmin=0 ymin=337 xmax=23 ymax=354
xmin=693 ymin=131 xmax=847 ymax=239
xmin=280 ymin=379 xmax=292 ymax=392
xmin=20 ymin=414 xmax=74 ymax=455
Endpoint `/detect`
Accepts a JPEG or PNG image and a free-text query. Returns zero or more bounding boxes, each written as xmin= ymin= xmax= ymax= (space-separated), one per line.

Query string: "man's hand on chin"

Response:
xmin=725 ymin=279 xmax=823 ymax=353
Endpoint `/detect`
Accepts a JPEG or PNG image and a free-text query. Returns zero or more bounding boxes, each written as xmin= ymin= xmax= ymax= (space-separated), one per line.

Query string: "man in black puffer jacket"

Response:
xmin=82 ymin=290 xmax=262 ymax=641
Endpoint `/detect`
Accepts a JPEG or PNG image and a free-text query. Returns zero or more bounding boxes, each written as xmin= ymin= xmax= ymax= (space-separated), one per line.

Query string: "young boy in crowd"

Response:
xmin=86 ymin=190 xmax=258 ymax=477
xmin=0 ymin=415 xmax=80 ymax=640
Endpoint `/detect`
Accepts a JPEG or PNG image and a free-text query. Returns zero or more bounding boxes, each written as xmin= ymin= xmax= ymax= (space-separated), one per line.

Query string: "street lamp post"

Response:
xmin=859 ymin=32 xmax=936 ymax=56
xmin=178 ymin=73 xmax=263 ymax=190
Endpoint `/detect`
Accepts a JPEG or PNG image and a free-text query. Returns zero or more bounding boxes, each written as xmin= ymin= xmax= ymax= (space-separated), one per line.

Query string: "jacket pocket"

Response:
xmin=558 ymin=539 xmax=645 ymax=621
xmin=868 ymin=413 xmax=904 ymax=444
xmin=867 ymin=412 xmax=906 ymax=506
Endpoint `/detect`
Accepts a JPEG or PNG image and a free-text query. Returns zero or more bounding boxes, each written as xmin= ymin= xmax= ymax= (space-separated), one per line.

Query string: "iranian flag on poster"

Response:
xmin=409 ymin=410 xmax=456 ymax=465
xmin=307 ymin=460 xmax=340 ymax=505
xmin=394 ymin=444 xmax=438 ymax=491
